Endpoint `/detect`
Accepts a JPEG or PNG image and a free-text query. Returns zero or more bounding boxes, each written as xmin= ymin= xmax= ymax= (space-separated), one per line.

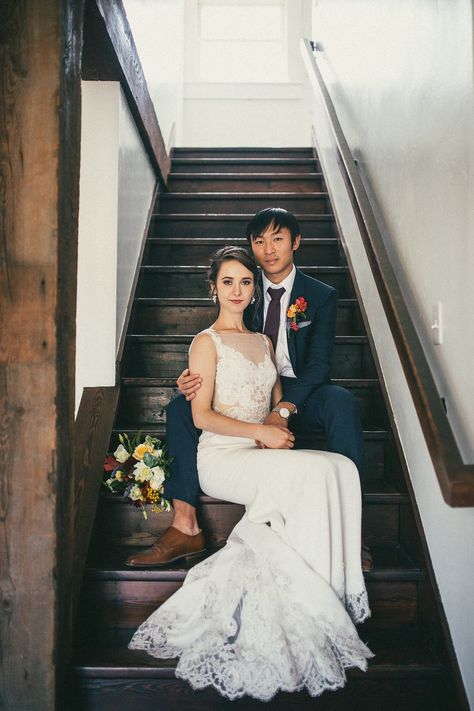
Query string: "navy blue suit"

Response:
xmin=165 ymin=268 xmax=364 ymax=506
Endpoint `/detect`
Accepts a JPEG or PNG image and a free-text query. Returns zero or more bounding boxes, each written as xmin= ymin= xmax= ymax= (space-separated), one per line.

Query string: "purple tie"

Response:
xmin=263 ymin=287 xmax=285 ymax=351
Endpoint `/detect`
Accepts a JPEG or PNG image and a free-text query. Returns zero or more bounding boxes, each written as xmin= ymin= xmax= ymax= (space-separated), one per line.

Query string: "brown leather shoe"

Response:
xmin=125 ymin=526 xmax=206 ymax=567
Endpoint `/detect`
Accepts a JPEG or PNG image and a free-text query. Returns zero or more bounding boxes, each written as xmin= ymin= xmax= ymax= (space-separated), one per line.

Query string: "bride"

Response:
xmin=129 ymin=246 xmax=374 ymax=701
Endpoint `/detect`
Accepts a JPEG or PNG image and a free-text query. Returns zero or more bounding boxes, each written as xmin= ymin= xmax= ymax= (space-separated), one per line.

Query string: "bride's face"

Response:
xmin=211 ymin=259 xmax=255 ymax=313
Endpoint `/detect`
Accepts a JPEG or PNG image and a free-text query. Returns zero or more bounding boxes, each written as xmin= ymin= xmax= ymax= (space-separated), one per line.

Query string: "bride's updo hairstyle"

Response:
xmin=208 ymin=246 xmax=261 ymax=307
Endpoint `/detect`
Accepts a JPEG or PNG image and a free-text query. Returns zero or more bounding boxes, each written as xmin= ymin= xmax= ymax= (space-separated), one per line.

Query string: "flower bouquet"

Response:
xmin=103 ymin=432 xmax=172 ymax=519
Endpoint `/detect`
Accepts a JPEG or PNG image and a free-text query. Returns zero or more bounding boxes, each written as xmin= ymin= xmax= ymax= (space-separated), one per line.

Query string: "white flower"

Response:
xmin=134 ymin=460 xmax=152 ymax=482
xmin=152 ymin=448 xmax=162 ymax=458
xmin=149 ymin=466 xmax=165 ymax=490
xmin=114 ymin=444 xmax=130 ymax=463
xmin=129 ymin=485 xmax=143 ymax=501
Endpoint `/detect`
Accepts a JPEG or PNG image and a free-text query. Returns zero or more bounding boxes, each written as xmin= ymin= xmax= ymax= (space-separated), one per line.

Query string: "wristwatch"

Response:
xmin=272 ymin=405 xmax=297 ymax=421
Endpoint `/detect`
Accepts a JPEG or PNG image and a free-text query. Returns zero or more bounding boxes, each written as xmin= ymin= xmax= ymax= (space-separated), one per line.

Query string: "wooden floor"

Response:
xmin=72 ymin=147 xmax=459 ymax=710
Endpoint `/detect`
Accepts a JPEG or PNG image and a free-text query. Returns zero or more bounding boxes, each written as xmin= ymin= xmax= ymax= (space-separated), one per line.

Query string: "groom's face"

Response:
xmin=250 ymin=224 xmax=301 ymax=284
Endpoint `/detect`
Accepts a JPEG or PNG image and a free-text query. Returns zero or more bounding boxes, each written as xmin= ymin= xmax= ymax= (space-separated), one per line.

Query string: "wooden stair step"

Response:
xmin=172 ymin=147 xmax=315 ymax=158
xmin=86 ymin=543 xmax=418 ymax=582
xmin=92 ymin=474 xmax=408 ymax=549
xmin=171 ymin=158 xmax=319 ymax=174
xmin=158 ymin=192 xmax=332 ymax=215
xmin=123 ymin=334 xmax=376 ymax=379
xmin=77 ymin=547 xmax=422 ymax=641
xmin=116 ymin=379 xmax=387 ymax=429
xmin=73 ymin=627 xmax=450 ymax=711
xmin=145 ymin=236 xmax=344 ymax=266
xmin=109 ymin=426 xmax=401 ymax=483
xmin=167 ymin=173 xmax=325 ymax=192
xmin=131 ymin=298 xmax=364 ymax=336
xmin=151 ymin=214 xmax=337 ymax=238
xmin=139 ymin=265 xmax=354 ymax=298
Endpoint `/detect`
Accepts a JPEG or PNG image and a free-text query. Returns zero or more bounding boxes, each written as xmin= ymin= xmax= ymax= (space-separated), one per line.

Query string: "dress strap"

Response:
xmin=201 ymin=328 xmax=223 ymax=356
xmin=259 ymin=332 xmax=272 ymax=354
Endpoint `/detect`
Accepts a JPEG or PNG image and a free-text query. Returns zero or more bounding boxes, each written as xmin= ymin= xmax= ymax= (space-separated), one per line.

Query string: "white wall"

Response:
xmin=307 ymin=1 xmax=474 ymax=704
xmin=313 ymin=0 xmax=474 ymax=463
xmin=76 ymin=82 xmax=155 ymax=413
xmin=182 ymin=0 xmax=312 ymax=146
xmin=124 ymin=0 xmax=185 ymax=148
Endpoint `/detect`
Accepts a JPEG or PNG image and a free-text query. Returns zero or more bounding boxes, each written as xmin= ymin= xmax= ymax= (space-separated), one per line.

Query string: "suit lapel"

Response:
xmin=287 ymin=269 xmax=306 ymax=371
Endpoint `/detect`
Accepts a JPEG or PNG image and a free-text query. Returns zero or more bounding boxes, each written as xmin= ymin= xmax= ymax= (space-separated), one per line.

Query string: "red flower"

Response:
xmin=290 ymin=322 xmax=299 ymax=332
xmin=104 ymin=455 xmax=119 ymax=472
xmin=295 ymin=297 xmax=308 ymax=311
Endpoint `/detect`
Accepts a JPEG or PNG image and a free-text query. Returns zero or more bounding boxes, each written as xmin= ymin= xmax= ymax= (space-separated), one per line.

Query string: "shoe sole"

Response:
xmin=125 ymin=548 xmax=207 ymax=568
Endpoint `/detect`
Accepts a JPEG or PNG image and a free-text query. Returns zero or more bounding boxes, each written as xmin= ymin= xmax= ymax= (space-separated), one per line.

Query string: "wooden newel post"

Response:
xmin=0 ymin=1 xmax=84 ymax=708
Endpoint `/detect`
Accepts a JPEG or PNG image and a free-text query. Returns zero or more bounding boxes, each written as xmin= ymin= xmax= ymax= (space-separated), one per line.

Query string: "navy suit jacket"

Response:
xmin=244 ymin=268 xmax=338 ymax=411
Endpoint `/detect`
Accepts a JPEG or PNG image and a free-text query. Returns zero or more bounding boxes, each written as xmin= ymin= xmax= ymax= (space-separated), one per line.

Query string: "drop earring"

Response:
xmin=251 ymin=294 xmax=256 ymax=304
xmin=212 ymin=293 xmax=217 ymax=304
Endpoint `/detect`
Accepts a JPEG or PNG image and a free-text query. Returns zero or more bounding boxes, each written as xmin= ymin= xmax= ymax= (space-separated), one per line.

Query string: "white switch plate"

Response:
xmin=431 ymin=302 xmax=443 ymax=345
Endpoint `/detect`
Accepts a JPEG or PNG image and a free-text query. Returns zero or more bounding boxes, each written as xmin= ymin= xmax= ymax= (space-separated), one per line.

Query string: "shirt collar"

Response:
xmin=262 ymin=264 xmax=296 ymax=299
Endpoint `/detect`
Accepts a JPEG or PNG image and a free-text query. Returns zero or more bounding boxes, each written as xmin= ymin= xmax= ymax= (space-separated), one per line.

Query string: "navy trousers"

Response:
xmin=164 ymin=381 xmax=364 ymax=507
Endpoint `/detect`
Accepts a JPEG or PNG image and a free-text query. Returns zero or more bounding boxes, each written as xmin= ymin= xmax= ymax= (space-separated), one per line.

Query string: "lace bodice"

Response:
xmin=192 ymin=328 xmax=277 ymax=425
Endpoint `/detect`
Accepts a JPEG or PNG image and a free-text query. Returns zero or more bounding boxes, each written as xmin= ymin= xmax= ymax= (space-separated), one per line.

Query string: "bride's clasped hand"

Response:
xmin=128 ymin=239 xmax=374 ymax=702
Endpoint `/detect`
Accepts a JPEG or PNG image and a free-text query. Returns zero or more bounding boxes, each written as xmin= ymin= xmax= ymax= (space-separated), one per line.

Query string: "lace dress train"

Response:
xmin=129 ymin=329 xmax=373 ymax=701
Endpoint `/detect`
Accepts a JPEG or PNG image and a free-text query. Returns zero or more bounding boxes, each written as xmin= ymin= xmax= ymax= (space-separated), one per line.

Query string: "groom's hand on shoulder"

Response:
xmin=177 ymin=368 xmax=202 ymax=401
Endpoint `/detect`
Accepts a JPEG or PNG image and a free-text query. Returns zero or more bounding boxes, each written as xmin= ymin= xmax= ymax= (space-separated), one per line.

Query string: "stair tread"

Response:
xmin=153 ymin=213 xmax=335 ymax=220
xmin=111 ymin=424 xmax=392 ymax=439
xmin=126 ymin=333 xmax=367 ymax=343
xmin=74 ymin=628 xmax=442 ymax=677
xmin=147 ymin=236 xmax=337 ymax=243
xmin=98 ymin=477 xmax=407 ymax=506
xmin=121 ymin=377 xmax=380 ymax=388
xmin=170 ymin=172 xmax=324 ymax=178
xmin=134 ymin=296 xmax=357 ymax=304
xmin=172 ymin=147 xmax=314 ymax=152
xmin=160 ymin=192 xmax=329 ymax=198
xmin=85 ymin=543 xmax=419 ymax=582
xmin=171 ymin=158 xmax=317 ymax=164
xmin=140 ymin=264 xmax=348 ymax=273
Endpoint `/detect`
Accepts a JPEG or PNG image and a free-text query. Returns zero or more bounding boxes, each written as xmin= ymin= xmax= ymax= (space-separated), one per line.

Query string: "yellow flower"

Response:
xmin=287 ymin=305 xmax=297 ymax=318
xmin=133 ymin=443 xmax=155 ymax=460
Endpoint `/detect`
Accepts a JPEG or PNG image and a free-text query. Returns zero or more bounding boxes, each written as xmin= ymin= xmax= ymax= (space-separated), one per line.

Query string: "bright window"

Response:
xmin=198 ymin=1 xmax=287 ymax=82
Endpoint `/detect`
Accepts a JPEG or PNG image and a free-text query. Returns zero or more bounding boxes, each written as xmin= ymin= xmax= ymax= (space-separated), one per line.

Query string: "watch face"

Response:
xmin=279 ymin=408 xmax=290 ymax=419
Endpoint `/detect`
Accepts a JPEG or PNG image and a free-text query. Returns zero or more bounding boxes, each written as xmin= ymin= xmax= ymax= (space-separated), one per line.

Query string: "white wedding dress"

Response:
xmin=129 ymin=329 xmax=374 ymax=701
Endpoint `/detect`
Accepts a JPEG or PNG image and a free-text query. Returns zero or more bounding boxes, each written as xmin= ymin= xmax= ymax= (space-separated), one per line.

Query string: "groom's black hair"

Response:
xmin=245 ymin=207 xmax=301 ymax=246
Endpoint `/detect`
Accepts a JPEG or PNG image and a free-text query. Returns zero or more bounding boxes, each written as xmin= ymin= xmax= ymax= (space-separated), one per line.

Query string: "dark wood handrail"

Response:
xmin=72 ymin=386 xmax=120 ymax=618
xmin=82 ymin=0 xmax=170 ymax=184
xmin=301 ymin=38 xmax=474 ymax=506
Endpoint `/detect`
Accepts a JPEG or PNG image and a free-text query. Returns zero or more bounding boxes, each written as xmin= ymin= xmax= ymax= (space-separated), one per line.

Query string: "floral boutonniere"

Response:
xmin=287 ymin=296 xmax=309 ymax=332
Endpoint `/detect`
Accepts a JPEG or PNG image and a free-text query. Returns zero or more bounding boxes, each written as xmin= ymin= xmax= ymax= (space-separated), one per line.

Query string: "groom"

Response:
xmin=126 ymin=207 xmax=372 ymax=570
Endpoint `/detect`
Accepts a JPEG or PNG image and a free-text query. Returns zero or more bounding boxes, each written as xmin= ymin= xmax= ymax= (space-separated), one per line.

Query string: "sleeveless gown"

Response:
xmin=129 ymin=329 xmax=374 ymax=701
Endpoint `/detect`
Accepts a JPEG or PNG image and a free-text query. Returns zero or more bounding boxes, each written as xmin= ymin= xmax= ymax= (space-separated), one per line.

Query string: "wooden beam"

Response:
xmin=82 ymin=0 xmax=170 ymax=184
xmin=0 ymin=1 xmax=84 ymax=708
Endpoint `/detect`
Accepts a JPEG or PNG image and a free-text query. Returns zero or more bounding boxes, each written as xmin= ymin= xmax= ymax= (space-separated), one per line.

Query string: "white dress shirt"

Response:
xmin=262 ymin=265 xmax=297 ymax=379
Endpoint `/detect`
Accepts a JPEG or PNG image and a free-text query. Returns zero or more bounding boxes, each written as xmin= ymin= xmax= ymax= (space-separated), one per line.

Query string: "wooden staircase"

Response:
xmin=72 ymin=147 xmax=460 ymax=710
